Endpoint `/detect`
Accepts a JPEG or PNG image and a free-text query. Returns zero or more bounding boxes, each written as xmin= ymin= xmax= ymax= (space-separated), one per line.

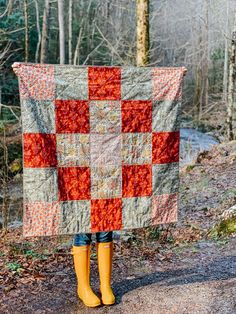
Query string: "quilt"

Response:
xmin=12 ymin=62 xmax=187 ymax=237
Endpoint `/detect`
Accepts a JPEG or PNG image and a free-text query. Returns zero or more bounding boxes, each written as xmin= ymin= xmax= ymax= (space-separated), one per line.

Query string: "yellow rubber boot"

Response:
xmin=71 ymin=246 xmax=101 ymax=307
xmin=97 ymin=242 xmax=115 ymax=305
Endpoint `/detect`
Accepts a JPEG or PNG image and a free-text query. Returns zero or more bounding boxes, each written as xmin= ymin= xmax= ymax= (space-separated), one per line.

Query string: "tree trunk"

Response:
xmin=58 ymin=0 xmax=65 ymax=64
xmin=23 ymin=0 xmax=29 ymax=62
xmin=194 ymin=66 xmax=201 ymax=121
xmin=222 ymin=0 xmax=229 ymax=103
xmin=34 ymin=0 xmax=41 ymax=63
xmin=2 ymin=125 xmax=9 ymax=231
xmin=7 ymin=0 xmax=14 ymax=16
xmin=136 ymin=0 xmax=149 ymax=66
xmin=203 ymin=0 xmax=209 ymax=110
xmin=68 ymin=0 xmax=73 ymax=64
xmin=40 ymin=0 xmax=51 ymax=63
xmin=227 ymin=11 xmax=236 ymax=141
xmin=193 ymin=29 xmax=203 ymax=122
xmin=73 ymin=26 xmax=83 ymax=65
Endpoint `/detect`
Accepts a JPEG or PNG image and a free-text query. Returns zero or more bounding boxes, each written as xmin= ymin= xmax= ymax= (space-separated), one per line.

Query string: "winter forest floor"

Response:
xmin=1 ymin=140 xmax=236 ymax=314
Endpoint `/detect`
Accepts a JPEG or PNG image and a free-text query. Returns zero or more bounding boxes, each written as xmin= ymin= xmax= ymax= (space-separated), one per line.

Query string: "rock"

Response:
xmin=221 ymin=205 xmax=236 ymax=220
xmin=8 ymin=220 xmax=23 ymax=229
xmin=120 ymin=231 xmax=136 ymax=242
xmin=210 ymin=205 xmax=236 ymax=237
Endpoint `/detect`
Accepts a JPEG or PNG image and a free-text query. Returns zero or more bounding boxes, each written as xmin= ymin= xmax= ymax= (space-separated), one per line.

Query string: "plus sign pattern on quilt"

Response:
xmin=12 ymin=62 xmax=187 ymax=237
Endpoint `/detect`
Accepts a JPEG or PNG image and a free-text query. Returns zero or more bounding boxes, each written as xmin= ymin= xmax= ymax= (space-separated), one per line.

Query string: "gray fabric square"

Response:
xmin=122 ymin=197 xmax=152 ymax=228
xmin=21 ymin=99 xmax=55 ymax=133
xmin=121 ymin=68 xmax=152 ymax=100
xmin=152 ymin=162 xmax=179 ymax=195
xmin=59 ymin=200 xmax=90 ymax=234
xmin=152 ymin=100 xmax=181 ymax=132
xmin=55 ymin=66 xmax=88 ymax=100
xmin=23 ymin=168 xmax=58 ymax=202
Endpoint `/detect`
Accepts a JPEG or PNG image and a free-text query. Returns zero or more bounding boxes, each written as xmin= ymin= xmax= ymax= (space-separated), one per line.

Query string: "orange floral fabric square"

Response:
xmin=91 ymin=198 xmax=122 ymax=232
xmin=152 ymin=131 xmax=180 ymax=164
xmin=58 ymin=167 xmax=90 ymax=201
xmin=55 ymin=100 xmax=89 ymax=133
xmin=88 ymin=67 xmax=121 ymax=100
xmin=23 ymin=133 xmax=57 ymax=168
xmin=122 ymin=100 xmax=152 ymax=133
xmin=122 ymin=165 xmax=152 ymax=197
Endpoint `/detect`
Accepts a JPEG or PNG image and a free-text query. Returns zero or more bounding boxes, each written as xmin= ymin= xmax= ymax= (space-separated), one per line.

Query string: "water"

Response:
xmin=180 ymin=128 xmax=219 ymax=166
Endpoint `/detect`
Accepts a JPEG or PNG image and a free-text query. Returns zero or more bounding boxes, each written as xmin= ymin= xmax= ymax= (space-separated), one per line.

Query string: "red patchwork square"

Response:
xmin=23 ymin=133 xmax=57 ymax=168
xmin=122 ymin=100 xmax=152 ymax=133
xmin=88 ymin=67 xmax=121 ymax=100
xmin=152 ymin=131 xmax=179 ymax=164
xmin=58 ymin=167 xmax=90 ymax=201
xmin=122 ymin=165 xmax=152 ymax=197
xmin=91 ymin=198 xmax=122 ymax=232
xmin=152 ymin=193 xmax=178 ymax=224
xmin=55 ymin=100 xmax=89 ymax=133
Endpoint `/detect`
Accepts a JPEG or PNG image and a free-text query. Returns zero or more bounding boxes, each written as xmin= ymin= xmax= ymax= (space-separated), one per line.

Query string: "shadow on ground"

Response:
xmin=114 ymin=255 xmax=236 ymax=304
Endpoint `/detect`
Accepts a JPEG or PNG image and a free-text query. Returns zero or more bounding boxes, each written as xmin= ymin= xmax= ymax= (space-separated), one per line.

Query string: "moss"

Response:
xmin=225 ymin=188 xmax=236 ymax=196
xmin=210 ymin=216 xmax=236 ymax=238
xmin=186 ymin=164 xmax=196 ymax=172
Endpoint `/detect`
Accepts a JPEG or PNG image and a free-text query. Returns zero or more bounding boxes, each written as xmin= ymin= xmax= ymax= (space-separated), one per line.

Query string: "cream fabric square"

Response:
xmin=90 ymin=134 xmax=122 ymax=166
xmin=90 ymin=101 xmax=121 ymax=133
xmin=91 ymin=166 xmax=122 ymax=199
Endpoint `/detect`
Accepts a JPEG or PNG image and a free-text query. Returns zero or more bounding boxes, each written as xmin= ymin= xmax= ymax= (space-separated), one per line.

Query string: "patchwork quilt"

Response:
xmin=12 ymin=62 xmax=186 ymax=237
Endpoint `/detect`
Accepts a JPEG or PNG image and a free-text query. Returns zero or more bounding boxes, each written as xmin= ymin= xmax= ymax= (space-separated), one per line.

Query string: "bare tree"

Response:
xmin=0 ymin=0 xmax=14 ymax=18
xmin=202 ymin=0 xmax=209 ymax=109
xmin=223 ymin=0 xmax=230 ymax=103
xmin=40 ymin=0 xmax=51 ymax=63
xmin=58 ymin=0 xmax=65 ymax=64
xmin=34 ymin=0 xmax=41 ymax=63
xmin=68 ymin=0 xmax=73 ymax=64
xmin=23 ymin=0 xmax=29 ymax=62
xmin=136 ymin=0 xmax=149 ymax=66
xmin=0 ymin=126 xmax=9 ymax=232
xmin=227 ymin=10 xmax=236 ymax=140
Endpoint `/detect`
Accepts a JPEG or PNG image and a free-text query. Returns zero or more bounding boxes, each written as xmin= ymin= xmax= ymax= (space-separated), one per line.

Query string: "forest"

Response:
xmin=0 ymin=0 xmax=236 ymax=313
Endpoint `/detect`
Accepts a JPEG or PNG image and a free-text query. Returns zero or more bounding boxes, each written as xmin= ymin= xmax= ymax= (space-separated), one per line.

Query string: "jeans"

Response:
xmin=74 ymin=232 xmax=113 ymax=246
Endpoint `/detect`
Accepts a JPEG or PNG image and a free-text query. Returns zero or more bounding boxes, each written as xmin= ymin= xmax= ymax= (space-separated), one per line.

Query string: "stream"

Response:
xmin=180 ymin=127 xmax=219 ymax=165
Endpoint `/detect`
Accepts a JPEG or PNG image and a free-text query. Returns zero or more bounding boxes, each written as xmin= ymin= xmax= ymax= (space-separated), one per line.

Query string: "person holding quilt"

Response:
xmin=12 ymin=61 xmax=186 ymax=310
xmin=71 ymin=231 xmax=115 ymax=307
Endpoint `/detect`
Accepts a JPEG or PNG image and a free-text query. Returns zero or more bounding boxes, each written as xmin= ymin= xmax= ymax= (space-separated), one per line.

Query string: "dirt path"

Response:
xmin=1 ymin=236 xmax=236 ymax=314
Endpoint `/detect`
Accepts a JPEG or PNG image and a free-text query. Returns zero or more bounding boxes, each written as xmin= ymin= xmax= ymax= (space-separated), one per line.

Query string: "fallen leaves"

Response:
xmin=0 ymin=228 xmax=73 ymax=297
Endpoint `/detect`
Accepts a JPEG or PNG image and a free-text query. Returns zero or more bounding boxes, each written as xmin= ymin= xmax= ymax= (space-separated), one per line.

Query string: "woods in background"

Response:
xmin=0 ymin=0 xmax=236 ymax=138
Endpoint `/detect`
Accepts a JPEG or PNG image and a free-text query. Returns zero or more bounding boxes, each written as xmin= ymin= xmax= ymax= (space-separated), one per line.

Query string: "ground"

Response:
xmin=1 ymin=140 xmax=236 ymax=313
xmin=1 ymin=235 xmax=236 ymax=314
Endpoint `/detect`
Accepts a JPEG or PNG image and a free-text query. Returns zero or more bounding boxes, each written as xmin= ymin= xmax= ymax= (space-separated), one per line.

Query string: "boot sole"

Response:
xmin=78 ymin=293 xmax=101 ymax=308
xmin=100 ymin=291 xmax=115 ymax=305
xmin=79 ymin=297 xmax=101 ymax=308
xmin=102 ymin=301 xmax=115 ymax=306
